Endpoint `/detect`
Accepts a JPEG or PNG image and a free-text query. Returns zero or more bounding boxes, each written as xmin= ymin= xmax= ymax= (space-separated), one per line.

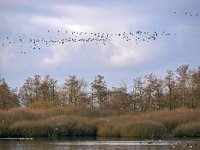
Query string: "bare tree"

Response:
xmin=164 ymin=70 xmax=176 ymax=109
xmin=62 ymin=75 xmax=87 ymax=107
xmin=154 ymin=78 xmax=164 ymax=110
xmin=143 ymin=73 xmax=157 ymax=111
xmin=0 ymin=76 xmax=19 ymax=109
xmin=19 ymin=76 xmax=36 ymax=105
xmin=189 ymin=66 xmax=200 ymax=108
xmin=19 ymin=74 xmax=57 ymax=105
xmin=110 ymin=80 xmax=132 ymax=110
xmin=40 ymin=75 xmax=58 ymax=101
xmin=132 ymin=76 xmax=145 ymax=111
xmin=91 ymin=75 xmax=108 ymax=109
xmin=176 ymin=64 xmax=190 ymax=107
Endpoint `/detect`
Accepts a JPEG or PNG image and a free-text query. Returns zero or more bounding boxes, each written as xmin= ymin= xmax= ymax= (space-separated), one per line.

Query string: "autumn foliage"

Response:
xmin=1 ymin=64 xmax=200 ymax=111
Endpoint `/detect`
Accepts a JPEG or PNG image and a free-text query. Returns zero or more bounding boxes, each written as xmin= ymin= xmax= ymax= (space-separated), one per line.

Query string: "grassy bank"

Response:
xmin=0 ymin=101 xmax=200 ymax=138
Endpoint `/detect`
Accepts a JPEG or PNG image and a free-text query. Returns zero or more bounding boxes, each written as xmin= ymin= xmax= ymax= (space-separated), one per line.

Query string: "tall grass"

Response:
xmin=9 ymin=116 xmax=97 ymax=138
xmin=0 ymin=102 xmax=200 ymax=138
xmin=96 ymin=115 xmax=167 ymax=138
xmin=97 ymin=119 xmax=166 ymax=138
xmin=173 ymin=121 xmax=200 ymax=137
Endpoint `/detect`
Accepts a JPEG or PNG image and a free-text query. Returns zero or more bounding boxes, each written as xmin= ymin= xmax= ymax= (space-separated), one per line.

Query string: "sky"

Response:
xmin=0 ymin=0 xmax=200 ymax=90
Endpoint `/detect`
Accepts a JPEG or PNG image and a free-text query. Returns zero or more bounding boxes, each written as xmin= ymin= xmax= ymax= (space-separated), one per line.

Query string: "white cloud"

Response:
xmin=32 ymin=3 xmax=158 ymax=69
xmin=0 ymin=48 xmax=14 ymax=69
xmin=1 ymin=0 xmax=200 ymax=89
xmin=40 ymin=43 xmax=80 ymax=67
xmin=1 ymin=2 xmax=169 ymax=70
xmin=97 ymin=37 xmax=162 ymax=68
xmin=108 ymin=48 xmax=148 ymax=68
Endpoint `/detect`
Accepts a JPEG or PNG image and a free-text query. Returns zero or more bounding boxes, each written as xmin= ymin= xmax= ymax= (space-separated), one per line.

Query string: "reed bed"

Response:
xmin=0 ymin=102 xmax=200 ymax=138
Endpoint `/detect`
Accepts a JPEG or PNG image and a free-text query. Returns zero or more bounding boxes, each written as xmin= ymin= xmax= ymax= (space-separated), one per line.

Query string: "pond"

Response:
xmin=0 ymin=138 xmax=200 ymax=150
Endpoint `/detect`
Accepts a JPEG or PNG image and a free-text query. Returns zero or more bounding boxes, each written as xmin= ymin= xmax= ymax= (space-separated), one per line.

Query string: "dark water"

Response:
xmin=0 ymin=138 xmax=200 ymax=150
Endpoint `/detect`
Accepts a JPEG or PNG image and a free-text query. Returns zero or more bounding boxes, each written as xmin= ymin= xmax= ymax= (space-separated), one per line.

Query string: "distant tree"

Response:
xmin=57 ymin=85 xmax=68 ymax=106
xmin=142 ymin=73 xmax=158 ymax=111
xmin=19 ymin=75 xmax=41 ymax=105
xmin=40 ymin=75 xmax=58 ymax=101
xmin=110 ymin=80 xmax=132 ymax=110
xmin=164 ymin=70 xmax=176 ymax=109
xmin=4 ymin=64 xmax=200 ymax=110
xmin=189 ymin=66 xmax=200 ymax=108
xmin=132 ymin=76 xmax=145 ymax=111
xmin=91 ymin=75 xmax=108 ymax=109
xmin=60 ymin=75 xmax=87 ymax=107
xmin=175 ymin=64 xmax=190 ymax=107
xmin=154 ymin=78 xmax=164 ymax=110
xmin=33 ymin=74 xmax=41 ymax=101
xmin=19 ymin=74 xmax=58 ymax=105
xmin=138 ymin=73 xmax=164 ymax=111
xmin=0 ymin=76 xmax=19 ymax=109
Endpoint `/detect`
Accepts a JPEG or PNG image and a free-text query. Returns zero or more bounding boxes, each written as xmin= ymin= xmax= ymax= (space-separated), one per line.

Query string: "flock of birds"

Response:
xmin=0 ymin=11 xmax=199 ymax=54
xmin=143 ymin=140 xmax=200 ymax=149
xmin=169 ymin=141 xmax=199 ymax=149
xmin=173 ymin=11 xmax=199 ymax=17
xmin=1 ymin=30 xmax=175 ymax=54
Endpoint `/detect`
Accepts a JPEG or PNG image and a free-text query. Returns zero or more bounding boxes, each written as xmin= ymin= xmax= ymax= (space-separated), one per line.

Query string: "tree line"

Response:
xmin=0 ymin=64 xmax=200 ymax=111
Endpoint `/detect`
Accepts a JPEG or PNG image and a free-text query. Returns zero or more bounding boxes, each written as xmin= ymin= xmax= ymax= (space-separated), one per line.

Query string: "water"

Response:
xmin=0 ymin=138 xmax=200 ymax=150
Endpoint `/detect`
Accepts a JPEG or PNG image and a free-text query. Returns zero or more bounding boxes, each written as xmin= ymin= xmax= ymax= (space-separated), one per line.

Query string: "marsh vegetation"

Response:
xmin=0 ymin=64 xmax=200 ymax=138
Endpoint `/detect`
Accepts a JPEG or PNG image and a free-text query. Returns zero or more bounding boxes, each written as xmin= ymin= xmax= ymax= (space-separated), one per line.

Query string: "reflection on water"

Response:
xmin=0 ymin=138 xmax=200 ymax=150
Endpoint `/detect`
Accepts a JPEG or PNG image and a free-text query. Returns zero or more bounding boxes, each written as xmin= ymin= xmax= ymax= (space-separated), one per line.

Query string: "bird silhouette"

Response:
xmin=0 ymin=28 xmax=177 ymax=54
xmin=173 ymin=11 xmax=199 ymax=17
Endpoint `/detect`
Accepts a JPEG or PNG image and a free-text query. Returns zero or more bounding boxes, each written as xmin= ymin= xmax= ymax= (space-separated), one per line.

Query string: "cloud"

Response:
xmin=0 ymin=0 xmax=199 ymax=90
xmin=97 ymin=37 xmax=165 ymax=68
xmin=0 ymin=48 xmax=14 ymax=69
xmin=27 ymin=3 xmax=159 ymax=69
xmin=108 ymin=47 xmax=148 ymax=68
xmin=0 ymin=1 xmax=177 ymax=71
xmin=40 ymin=43 xmax=80 ymax=68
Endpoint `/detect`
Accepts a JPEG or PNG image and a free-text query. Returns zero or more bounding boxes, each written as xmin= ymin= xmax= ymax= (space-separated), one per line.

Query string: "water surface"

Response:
xmin=0 ymin=138 xmax=200 ymax=150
